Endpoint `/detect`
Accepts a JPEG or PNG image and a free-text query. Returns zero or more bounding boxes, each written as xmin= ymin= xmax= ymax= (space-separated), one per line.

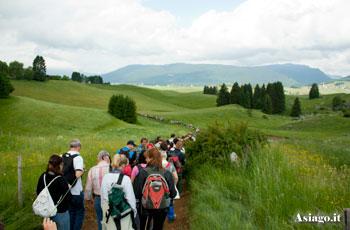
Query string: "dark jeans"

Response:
xmin=140 ymin=209 xmax=167 ymax=230
xmin=94 ymin=196 xmax=102 ymax=230
xmin=69 ymin=192 xmax=85 ymax=230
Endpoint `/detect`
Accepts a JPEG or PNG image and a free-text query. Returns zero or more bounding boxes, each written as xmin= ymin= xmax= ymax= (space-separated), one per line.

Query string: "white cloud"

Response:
xmin=0 ymin=0 xmax=350 ymax=75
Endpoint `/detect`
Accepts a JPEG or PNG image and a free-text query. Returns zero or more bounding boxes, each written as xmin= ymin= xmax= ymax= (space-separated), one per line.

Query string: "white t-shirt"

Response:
xmin=67 ymin=150 xmax=84 ymax=195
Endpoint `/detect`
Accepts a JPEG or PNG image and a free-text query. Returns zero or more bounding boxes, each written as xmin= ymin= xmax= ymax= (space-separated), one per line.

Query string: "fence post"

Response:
xmin=17 ymin=154 xmax=23 ymax=207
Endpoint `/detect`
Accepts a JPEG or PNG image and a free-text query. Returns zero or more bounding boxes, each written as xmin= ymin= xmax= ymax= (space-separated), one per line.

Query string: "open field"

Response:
xmin=1 ymin=80 xmax=350 ymax=229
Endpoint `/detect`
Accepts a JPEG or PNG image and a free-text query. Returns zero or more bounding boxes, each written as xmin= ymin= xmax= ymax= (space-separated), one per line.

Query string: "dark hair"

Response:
xmin=173 ymin=138 xmax=179 ymax=145
xmin=160 ymin=142 xmax=168 ymax=151
xmin=170 ymin=133 xmax=176 ymax=138
xmin=140 ymin=137 xmax=148 ymax=143
xmin=47 ymin=154 xmax=63 ymax=175
xmin=146 ymin=148 xmax=163 ymax=169
xmin=138 ymin=150 xmax=147 ymax=164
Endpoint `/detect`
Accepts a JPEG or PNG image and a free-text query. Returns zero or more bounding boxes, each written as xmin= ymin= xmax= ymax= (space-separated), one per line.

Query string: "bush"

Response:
xmin=186 ymin=122 xmax=267 ymax=169
xmin=343 ymin=109 xmax=350 ymax=118
xmin=108 ymin=94 xmax=137 ymax=123
xmin=0 ymin=73 xmax=14 ymax=98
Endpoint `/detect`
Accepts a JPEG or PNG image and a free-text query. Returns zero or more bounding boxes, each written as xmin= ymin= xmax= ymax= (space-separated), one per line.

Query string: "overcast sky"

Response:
xmin=0 ymin=0 xmax=350 ymax=76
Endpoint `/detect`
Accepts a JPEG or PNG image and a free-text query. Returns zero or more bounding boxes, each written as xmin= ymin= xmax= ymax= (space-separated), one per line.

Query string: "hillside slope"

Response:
xmin=102 ymin=63 xmax=330 ymax=86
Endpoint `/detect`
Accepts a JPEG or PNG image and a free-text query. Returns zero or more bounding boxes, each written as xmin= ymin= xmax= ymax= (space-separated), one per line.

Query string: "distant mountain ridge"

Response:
xmin=102 ymin=63 xmax=331 ymax=86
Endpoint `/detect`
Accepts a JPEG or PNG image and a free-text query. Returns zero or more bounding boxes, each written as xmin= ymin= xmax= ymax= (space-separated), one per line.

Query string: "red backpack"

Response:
xmin=141 ymin=168 xmax=170 ymax=209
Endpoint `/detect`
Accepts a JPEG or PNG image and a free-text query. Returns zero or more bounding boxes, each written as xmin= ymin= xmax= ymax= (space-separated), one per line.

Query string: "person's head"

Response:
xmin=47 ymin=154 xmax=63 ymax=175
xmin=97 ymin=150 xmax=110 ymax=163
xmin=69 ymin=139 xmax=81 ymax=152
xmin=175 ymin=139 xmax=183 ymax=149
xmin=173 ymin=138 xmax=179 ymax=145
xmin=146 ymin=143 xmax=154 ymax=149
xmin=170 ymin=133 xmax=176 ymax=138
xmin=155 ymin=136 xmax=162 ymax=143
xmin=145 ymin=148 xmax=162 ymax=168
xmin=160 ymin=142 xmax=168 ymax=152
xmin=138 ymin=150 xmax=148 ymax=164
xmin=140 ymin=138 xmax=148 ymax=147
xmin=127 ymin=140 xmax=136 ymax=149
xmin=112 ymin=154 xmax=129 ymax=170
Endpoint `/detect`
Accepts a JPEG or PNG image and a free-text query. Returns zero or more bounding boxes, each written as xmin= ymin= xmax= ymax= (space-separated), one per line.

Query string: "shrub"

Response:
xmin=186 ymin=122 xmax=267 ymax=169
xmin=332 ymin=96 xmax=345 ymax=111
xmin=343 ymin=109 xmax=350 ymax=118
xmin=108 ymin=94 xmax=137 ymax=123
xmin=0 ymin=73 xmax=14 ymax=98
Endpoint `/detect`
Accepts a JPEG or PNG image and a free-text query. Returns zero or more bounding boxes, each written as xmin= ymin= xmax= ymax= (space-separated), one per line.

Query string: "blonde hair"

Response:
xmin=112 ymin=154 xmax=129 ymax=169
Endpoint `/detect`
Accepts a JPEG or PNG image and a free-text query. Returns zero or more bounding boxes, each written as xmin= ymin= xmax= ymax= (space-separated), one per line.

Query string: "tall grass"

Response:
xmin=189 ymin=144 xmax=350 ymax=229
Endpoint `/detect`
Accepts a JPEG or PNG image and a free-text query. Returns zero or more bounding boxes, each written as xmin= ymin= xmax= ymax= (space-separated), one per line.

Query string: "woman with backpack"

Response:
xmin=36 ymin=155 xmax=71 ymax=230
xmin=100 ymin=154 xmax=137 ymax=230
xmin=133 ymin=148 xmax=177 ymax=230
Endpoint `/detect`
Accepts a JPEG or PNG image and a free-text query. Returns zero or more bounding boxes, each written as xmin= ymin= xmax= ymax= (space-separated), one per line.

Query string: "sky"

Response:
xmin=0 ymin=0 xmax=350 ymax=76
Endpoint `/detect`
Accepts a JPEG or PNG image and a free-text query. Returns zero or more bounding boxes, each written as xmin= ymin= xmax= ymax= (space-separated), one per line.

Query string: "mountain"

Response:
xmin=102 ymin=63 xmax=331 ymax=86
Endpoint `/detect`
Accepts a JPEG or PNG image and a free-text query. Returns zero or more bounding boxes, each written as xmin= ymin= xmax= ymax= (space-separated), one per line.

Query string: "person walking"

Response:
xmin=85 ymin=150 xmax=111 ymax=230
xmin=62 ymin=139 xmax=85 ymax=230
xmin=36 ymin=155 xmax=71 ymax=230
xmin=133 ymin=148 xmax=176 ymax=230
xmin=101 ymin=154 xmax=137 ymax=230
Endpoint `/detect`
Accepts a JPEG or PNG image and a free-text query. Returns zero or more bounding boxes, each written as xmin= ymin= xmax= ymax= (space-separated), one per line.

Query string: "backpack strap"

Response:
xmin=44 ymin=174 xmax=60 ymax=188
xmin=117 ymin=173 xmax=124 ymax=185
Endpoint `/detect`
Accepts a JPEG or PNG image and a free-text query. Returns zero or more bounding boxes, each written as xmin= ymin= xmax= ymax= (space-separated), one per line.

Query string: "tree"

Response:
xmin=332 ymin=96 xmax=344 ymax=111
xmin=309 ymin=83 xmax=320 ymax=99
xmin=0 ymin=73 xmax=14 ymax=98
xmin=8 ymin=61 xmax=24 ymax=79
xmin=230 ymin=82 xmax=241 ymax=104
xmin=32 ymin=56 xmax=47 ymax=81
xmin=290 ymin=97 xmax=302 ymax=117
xmin=274 ymin=81 xmax=286 ymax=114
xmin=262 ymin=94 xmax=273 ymax=114
xmin=252 ymin=84 xmax=261 ymax=109
xmin=71 ymin=72 xmax=83 ymax=82
xmin=0 ymin=61 xmax=8 ymax=76
xmin=216 ymin=83 xmax=231 ymax=106
xmin=87 ymin=75 xmax=103 ymax=84
xmin=108 ymin=94 xmax=137 ymax=123
xmin=23 ymin=67 xmax=34 ymax=80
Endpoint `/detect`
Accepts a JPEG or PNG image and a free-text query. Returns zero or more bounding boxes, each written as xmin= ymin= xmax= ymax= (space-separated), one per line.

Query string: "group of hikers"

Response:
xmin=34 ymin=133 xmax=195 ymax=230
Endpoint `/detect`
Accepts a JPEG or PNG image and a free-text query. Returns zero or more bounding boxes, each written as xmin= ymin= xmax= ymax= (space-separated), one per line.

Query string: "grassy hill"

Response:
xmin=1 ymin=80 xmax=350 ymax=229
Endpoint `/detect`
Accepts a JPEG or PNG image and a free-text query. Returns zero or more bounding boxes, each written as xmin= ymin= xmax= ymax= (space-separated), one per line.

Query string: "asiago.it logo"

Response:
xmin=295 ymin=213 xmax=341 ymax=224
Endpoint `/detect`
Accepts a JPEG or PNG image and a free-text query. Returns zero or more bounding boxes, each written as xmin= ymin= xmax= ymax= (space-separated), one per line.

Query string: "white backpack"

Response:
xmin=32 ymin=174 xmax=69 ymax=217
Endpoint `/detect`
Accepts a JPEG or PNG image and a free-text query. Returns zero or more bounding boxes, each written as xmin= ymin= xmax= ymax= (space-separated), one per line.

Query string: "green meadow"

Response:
xmin=1 ymin=80 xmax=350 ymax=229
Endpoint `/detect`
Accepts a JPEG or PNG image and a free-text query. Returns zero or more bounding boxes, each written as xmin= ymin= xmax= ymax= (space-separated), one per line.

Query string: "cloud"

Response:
xmin=0 ymin=0 xmax=350 ymax=75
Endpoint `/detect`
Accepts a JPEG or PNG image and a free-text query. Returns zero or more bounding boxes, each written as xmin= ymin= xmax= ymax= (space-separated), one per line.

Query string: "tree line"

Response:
xmin=71 ymin=72 xmax=104 ymax=84
xmin=216 ymin=82 xmax=286 ymax=115
xmin=203 ymin=85 xmax=218 ymax=95
xmin=0 ymin=56 xmax=47 ymax=81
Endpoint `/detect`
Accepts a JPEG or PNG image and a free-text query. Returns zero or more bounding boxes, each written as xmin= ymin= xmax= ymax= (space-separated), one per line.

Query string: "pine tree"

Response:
xmin=290 ymin=97 xmax=302 ymax=117
xmin=309 ymin=83 xmax=320 ymax=99
xmin=274 ymin=81 xmax=286 ymax=114
xmin=216 ymin=83 xmax=231 ymax=106
xmin=0 ymin=73 xmax=14 ymax=98
xmin=203 ymin=85 xmax=208 ymax=94
xmin=262 ymin=94 xmax=273 ymax=114
xmin=108 ymin=94 xmax=137 ymax=123
xmin=230 ymin=82 xmax=241 ymax=104
xmin=32 ymin=56 xmax=46 ymax=81
xmin=252 ymin=84 xmax=261 ymax=109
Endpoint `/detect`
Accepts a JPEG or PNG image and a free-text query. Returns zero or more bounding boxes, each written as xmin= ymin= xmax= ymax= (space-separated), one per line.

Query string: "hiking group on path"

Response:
xmin=34 ymin=133 xmax=196 ymax=230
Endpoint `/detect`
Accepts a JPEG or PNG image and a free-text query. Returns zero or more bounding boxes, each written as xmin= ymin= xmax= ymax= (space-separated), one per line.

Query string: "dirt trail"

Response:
xmin=83 ymin=192 xmax=190 ymax=230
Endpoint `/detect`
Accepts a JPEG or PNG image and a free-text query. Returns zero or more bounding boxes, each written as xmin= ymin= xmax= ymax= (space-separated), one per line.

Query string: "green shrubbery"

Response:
xmin=186 ymin=122 xmax=267 ymax=169
xmin=108 ymin=94 xmax=137 ymax=123
xmin=0 ymin=73 xmax=14 ymax=98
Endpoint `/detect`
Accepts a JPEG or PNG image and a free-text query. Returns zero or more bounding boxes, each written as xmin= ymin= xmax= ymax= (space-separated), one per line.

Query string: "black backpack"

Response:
xmin=62 ymin=153 xmax=78 ymax=186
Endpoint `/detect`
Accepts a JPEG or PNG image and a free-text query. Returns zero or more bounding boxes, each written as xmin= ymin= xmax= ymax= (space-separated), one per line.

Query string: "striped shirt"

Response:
xmin=85 ymin=161 xmax=110 ymax=199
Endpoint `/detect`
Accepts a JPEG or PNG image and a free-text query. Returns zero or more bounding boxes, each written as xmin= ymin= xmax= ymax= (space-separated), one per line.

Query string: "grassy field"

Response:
xmin=1 ymin=80 xmax=350 ymax=229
